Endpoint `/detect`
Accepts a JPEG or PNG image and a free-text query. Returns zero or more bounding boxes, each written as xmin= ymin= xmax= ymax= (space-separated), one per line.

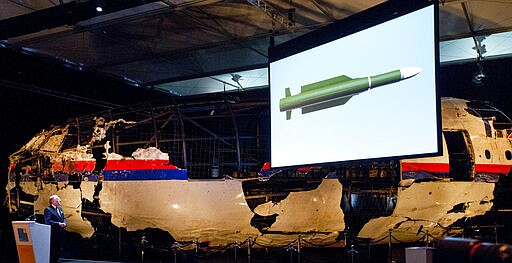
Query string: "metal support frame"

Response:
xmin=246 ymin=0 xmax=295 ymax=31
xmin=174 ymin=100 xmax=188 ymax=168
xmin=108 ymin=110 xmax=117 ymax=152
xmin=461 ymin=2 xmax=488 ymax=85
xmin=461 ymin=2 xmax=486 ymax=61
xmin=226 ymin=99 xmax=242 ymax=176
xmin=144 ymin=110 xmax=175 ymax=148
xmin=0 ymin=79 xmax=120 ymax=109
xmin=149 ymin=103 xmax=160 ymax=148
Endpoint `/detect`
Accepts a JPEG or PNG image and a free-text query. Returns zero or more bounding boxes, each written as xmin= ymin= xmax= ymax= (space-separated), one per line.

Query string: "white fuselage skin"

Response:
xmin=6 ymin=98 xmax=512 ymax=246
xmin=12 ymin=176 xmax=345 ymax=248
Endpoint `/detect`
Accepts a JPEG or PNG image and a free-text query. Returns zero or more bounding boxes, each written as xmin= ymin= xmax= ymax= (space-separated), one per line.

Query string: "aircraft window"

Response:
xmin=506 ymin=150 xmax=512 ymax=160
xmin=483 ymin=119 xmax=492 ymax=137
xmin=485 ymin=150 xmax=491 ymax=159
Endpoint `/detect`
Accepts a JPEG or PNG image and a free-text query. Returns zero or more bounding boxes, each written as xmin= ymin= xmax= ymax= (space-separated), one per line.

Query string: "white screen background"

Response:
xmin=270 ymin=5 xmax=438 ymax=168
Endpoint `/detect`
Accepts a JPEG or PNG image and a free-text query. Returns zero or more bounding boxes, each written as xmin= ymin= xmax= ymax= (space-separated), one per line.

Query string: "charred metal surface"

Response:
xmin=447 ymin=203 xmax=469 ymax=213
xmin=358 ymin=181 xmax=495 ymax=243
xmin=339 ymin=162 xmax=399 ymax=235
xmin=8 ymin=187 xmax=36 ymax=219
xmin=242 ymin=171 xmax=323 ymax=211
xmin=6 ymin=93 xmax=346 ymax=248
xmin=242 ymin=169 xmax=327 ymax=232
xmin=68 ymin=173 xmax=82 ymax=189
xmin=250 ymin=214 xmax=278 ymax=232
xmin=5 ymin=96 xmax=512 ymax=251
xmin=494 ymin=174 xmax=512 ymax=211
xmin=457 ymin=173 xmax=512 ymax=242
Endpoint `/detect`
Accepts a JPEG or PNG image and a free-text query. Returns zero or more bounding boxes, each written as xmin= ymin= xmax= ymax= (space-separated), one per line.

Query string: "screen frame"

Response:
xmin=268 ymin=0 xmax=442 ymax=169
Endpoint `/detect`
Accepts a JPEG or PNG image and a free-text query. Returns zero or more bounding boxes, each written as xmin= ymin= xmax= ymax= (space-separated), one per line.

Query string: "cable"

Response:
xmin=369 ymin=234 xmax=390 ymax=244
xmin=390 ymin=233 xmax=425 ymax=244
xmin=300 ymin=237 xmax=344 ymax=247
xmin=252 ymin=238 xmax=298 ymax=249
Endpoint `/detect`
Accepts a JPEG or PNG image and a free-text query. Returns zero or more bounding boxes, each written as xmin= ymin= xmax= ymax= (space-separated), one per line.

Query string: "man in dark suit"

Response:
xmin=44 ymin=195 xmax=66 ymax=263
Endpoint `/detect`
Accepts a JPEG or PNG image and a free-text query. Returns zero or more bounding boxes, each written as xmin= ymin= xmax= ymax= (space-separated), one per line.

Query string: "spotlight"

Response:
xmin=231 ymin=74 xmax=245 ymax=91
xmin=472 ymin=61 xmax=486 ymax=86
xmin=231 ymin=74 xmax=241 ymax=83
xmin=96 ymin=0 xmax=105 ymax=12
xmin=473 ymin=72 xmax=486 ymax=82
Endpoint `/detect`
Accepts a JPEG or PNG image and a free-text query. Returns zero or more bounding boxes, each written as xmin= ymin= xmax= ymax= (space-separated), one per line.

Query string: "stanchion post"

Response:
xmin=426 ymin=230 xmax=429 ymax=248
xmin=345 ymin=227 xmax=348 ymax=245
xmin=347 ymin=244 xmax=359 ymax=263
xmin=388 ymin=229 xmax=392 ymax=263
xmin=297 ymin=233 xmax=301 ymax=263
xmin=195 ymin=237 xmax=199 ymax=257
xmin=247 ymin=236 xmax=252 ymax=263
xmin=118 ymin=227 xmax=122 ymax=258
xmin=287 ymin=242 xmax=297 ymax=263
xmin=495 ymin=224 xmax=498 ymax=244
xmin=172 ymin=242 xmax=180 ymax=263
xmin=297 ymin=234 xmax=301 ymax=254
xmin=368 ymin=239 xmax=372 ymax=258
xmin=234 ymin=241 xmax=240 ymax=263
xmin=141 ymin=235 xmax=148 ymax=263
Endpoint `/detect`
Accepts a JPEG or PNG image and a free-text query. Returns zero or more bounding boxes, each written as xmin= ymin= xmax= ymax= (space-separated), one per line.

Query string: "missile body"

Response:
xmin=279 ymin=67 xmax=421 ymax=119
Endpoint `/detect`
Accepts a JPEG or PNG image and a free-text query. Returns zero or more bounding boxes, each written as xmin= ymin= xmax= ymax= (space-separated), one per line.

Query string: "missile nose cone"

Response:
xmin=400 ymin=67 xmax=422 ymax=79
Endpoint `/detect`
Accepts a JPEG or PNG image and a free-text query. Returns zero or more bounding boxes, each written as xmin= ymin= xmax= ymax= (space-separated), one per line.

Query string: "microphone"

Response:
xmin=25 ymin=213 xmax=36 ymax=221
xmin=416 ymin=225 xmax=424 ymax=236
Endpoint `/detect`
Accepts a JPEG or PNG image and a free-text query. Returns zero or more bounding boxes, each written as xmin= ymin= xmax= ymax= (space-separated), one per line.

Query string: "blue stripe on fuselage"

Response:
xmin=102 ymin=169 xmax=188 ymax=181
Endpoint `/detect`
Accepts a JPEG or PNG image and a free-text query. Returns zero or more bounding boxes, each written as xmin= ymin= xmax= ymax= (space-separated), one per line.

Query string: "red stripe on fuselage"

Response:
xmin=401 ymin=162 xmax=449 ymax=173
xmin=104 ymin=160 xmax=177 ymax=170
xmin=475 ymin=164 xmax=512 ymax=174
xmin=52 ymin=159 xmax=178 ymax=172
xmin=52 ymin=160 xmax=95 ymax=172
xmin=401 ymin=162 xmax=512 ymax=174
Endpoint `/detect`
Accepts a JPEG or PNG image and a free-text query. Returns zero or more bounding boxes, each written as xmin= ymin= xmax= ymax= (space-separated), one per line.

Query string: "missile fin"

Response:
xmin=302 ymin=96 xmax=352 ymax=114
xmin=301 ymin=75 xmax=352 ymax=93
xmin=283 ymin=88 xmax=292 ymax=119
xmin=285 ymin=87 xmax=291 ymax=97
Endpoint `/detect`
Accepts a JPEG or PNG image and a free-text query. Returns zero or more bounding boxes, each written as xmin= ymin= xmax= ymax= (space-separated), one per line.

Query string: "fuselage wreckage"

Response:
xmin=5 ymin=96 xmax=512 ymax=249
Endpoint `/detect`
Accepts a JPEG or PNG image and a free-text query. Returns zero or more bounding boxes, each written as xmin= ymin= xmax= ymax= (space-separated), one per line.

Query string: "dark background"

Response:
xmin=1 ymin=47 xmax=511 ymax=260
xmin=0 ymin=47 xmax=163 ymax=261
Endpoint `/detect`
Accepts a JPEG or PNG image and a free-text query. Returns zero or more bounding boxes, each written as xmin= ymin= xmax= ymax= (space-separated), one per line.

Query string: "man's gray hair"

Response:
xmin=49 ymin=194 xmax=60 ymax=205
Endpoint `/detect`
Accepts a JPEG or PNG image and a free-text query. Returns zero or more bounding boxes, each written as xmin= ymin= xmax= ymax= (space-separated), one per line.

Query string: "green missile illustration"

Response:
xmin=279 ymin=67 xmax=422 ymax=120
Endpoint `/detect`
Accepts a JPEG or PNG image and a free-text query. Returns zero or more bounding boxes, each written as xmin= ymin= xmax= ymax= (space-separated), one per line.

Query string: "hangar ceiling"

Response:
xmin=1 ymin=0 xmax=512 ymax=97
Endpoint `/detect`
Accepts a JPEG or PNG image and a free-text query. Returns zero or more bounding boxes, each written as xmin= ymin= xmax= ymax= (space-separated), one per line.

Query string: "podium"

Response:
xmin=405 ymin=247 xmax=435 ymax=263
xmin=12 ymin=221 xmax=51 ymax=263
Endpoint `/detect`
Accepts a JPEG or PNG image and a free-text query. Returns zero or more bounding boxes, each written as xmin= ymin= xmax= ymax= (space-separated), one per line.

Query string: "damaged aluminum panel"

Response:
xmin=100 ymin=178 xmax=343 ymax=247
xmin=5 ymin=95 xmax=512 ymax=250
xmin=5 ymin=93 xmax=346 ymax=248
xmin=358 ymin=181 xmax=494 ymax=243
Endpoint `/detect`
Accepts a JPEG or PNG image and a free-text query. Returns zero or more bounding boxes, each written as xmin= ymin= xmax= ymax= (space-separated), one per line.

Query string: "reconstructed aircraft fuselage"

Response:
xmin=5 ymin=96 xmax=512 ymax=249
xmin=359 ymin=97 xmax=512 ymax=243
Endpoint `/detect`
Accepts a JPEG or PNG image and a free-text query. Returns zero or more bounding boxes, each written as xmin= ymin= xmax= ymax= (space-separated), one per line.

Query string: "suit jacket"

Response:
xmin=44 ymin=205 xmax=66 ymax=227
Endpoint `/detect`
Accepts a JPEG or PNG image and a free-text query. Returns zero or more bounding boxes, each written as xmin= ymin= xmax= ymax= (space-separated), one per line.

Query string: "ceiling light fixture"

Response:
xmin=96 ymin=0 xmax=105 ymax=12
xmin=231 ymin=74 xmax=245 ymax=92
